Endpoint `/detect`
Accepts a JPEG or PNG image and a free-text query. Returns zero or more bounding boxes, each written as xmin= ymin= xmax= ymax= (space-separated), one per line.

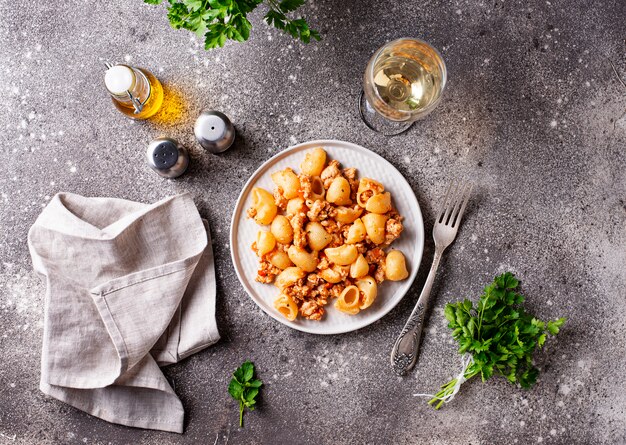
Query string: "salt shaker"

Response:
xmin=146 ymin=137 xmax=189 ymax=178
xmin=194 ymin=110 xmax=235 ymax=153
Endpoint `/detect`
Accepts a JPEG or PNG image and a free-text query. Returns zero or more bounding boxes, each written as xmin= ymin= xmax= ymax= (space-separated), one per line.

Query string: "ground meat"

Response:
xmin=316 ymin=282 xmax=333 ymax=298
xmin=340 ymin=224 xmax=351 ymax=240
xmin=330 ymin=283 xmax=346 ymax=298
xmin=307 ymin=273 xmax=322 ymax=286
xmin=330 ymin=233 xmax=343 ymax=247
xmin=368 ymin=263 xmax=376 ymax=276
xmin=387 ymin=208 xmax=402 ymax=220
xmin=354 ymin=243 xmax=368 ymax=254
xmin=342 ymin=167 xmax=357 ymax=180
xmin=320 ymin=218 xmax=340 ymax=234
xmin=273 ymin=187 xmax=288 ymax=210
xmin=366 ymin=247 xmax=386 ymax=264
xmin=359 ymin=190 xmax=374 ymax=206
xmin=300 ymin=300 xmax=324 ymax=320
xmin=342 ymin=168 xmax=359 ymax=194
xmin=364 ymin=247 xmax=387 ymax=283
xmin=325 ymin=204 xmax=337 ymax=219
xmin=374 ymin=264 xmax=386 ymax=284
xmin=306 ymin=199 xmax=325 ymax=221
xmin=289 ymin=211 xmax=308 ymax=249
xmin=275 ymin=242 xmax=289 ymax=253
xmin=384 ymin=218 xmax=404 ymax=245
xmin=255 ymin=274 xmax=275 ymax=284
xmin=255 ymin=259 xmax=280 ymax=284
xmin=298 ymin=174 xmax=313 ymax=199
xmin=321 ymin=160 xmax=341 ymax=188
xmin=306 ymin=199 xmax=336 ymax=221
xmin=287 ymin=283 xmax=313 ymax=301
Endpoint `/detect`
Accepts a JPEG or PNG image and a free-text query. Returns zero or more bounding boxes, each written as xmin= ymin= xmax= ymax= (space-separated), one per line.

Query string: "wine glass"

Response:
xmin=359 ymin=38 xmax=447 ymax=136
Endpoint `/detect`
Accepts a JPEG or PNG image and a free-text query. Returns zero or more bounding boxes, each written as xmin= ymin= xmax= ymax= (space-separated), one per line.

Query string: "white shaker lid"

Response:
xmin=104 ymin=65 xmax=135 ymax=95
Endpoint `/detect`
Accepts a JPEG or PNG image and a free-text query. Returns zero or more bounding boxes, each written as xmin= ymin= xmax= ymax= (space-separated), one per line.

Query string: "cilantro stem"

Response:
xmin=476 ymin=289 xmax=490 ymax=340
xmin=239 ymin=401 xmax=244 ymax=427
xmin=428 ymin=367 xmax=481 ymax=410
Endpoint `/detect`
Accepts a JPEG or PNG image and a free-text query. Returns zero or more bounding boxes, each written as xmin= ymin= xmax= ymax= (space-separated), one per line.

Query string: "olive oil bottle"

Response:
xmin=104 ymin=63 xmax=163 ymax=120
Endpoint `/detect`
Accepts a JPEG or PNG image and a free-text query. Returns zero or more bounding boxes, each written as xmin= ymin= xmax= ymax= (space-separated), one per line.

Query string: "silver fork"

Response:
xmin=390 ymin=181 xmax=474 ymax=376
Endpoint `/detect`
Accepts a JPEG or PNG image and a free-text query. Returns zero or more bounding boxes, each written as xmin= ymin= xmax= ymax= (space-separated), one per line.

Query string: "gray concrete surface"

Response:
xmin=1 ymin=0 xmax=625 ymax=443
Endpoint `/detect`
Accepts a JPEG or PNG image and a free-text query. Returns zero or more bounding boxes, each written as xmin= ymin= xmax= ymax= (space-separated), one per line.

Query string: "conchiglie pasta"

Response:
xmin=326 ymin=177 xmax=352 ymax=205
xmin=270 ymin=215 xmax=293 ymax=244
xmin=385 ymin=250 xmax=409 ymax=281
xmin=310 ymin=176 xmax=325 ymax=200
xmin=252 ymin=187 xmax=274 ymax=205
xmin=274 ymin=294 xmax=298 ymax=321
xmin=286 ymin=197 xmax=305 ymax=216
xmin=251 ymin=187 xmax=277 ymax=225
xmin=319 ymin=264 xmax=349 ymax=283
xmin=335 ymin=205 xmax=363 ymax=223
xmin=305 ymin=222 xmax=332 ymax=251
xmin=357 ymin=276 xmax=378 ymax=309
xmin=334 ymin=285 xmax=361 ymax=315
xmin=349 ymin=254 xmax=369 ymax=279
xmin=268 ymin=250 xmax=293 ymax=270
xmin=362 ymin=213 xmax=388 ymax=244
xmin=256 ymin=230 xmax=276 ymax=256
xmin=287 ymin=245 xmax=318 ymax=272
xmin=300 ymin=147 xmax=327 ymax=176
xmin=271 ymin=168 xmax=301 ymax=199
xmin=357 ymin=178 xmax=384 ymax=208
xmin=346 ymin=218 xmax=366 ymax=244
xmin=275 ymin=267 xmax=306 ymax=290
xmin=324 ymin=244 xmax=358 ymax=266
xmin=365 ymin=192 xmax=392 ymax=214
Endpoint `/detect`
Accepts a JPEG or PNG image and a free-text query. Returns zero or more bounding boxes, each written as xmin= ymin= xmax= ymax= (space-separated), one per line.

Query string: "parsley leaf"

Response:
xmin=427 ymin=272 xmax=566 ymax=409
xmin=228 ymin=361 xmax=263 ymax=427
xmin=143 ymin=0 xmax=320 ymax=50
xmin=279 ymin=0 xmax=305 ymax=13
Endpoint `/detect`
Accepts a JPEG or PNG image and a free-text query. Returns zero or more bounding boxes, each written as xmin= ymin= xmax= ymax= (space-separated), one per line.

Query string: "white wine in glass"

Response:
xmin=359 ymin=38 xmax=447 ymax=135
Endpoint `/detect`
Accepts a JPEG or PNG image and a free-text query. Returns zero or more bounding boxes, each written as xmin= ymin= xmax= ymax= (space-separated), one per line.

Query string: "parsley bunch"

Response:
xmin=143 ymin=0 xmax=320 ymax=49
xmin=429 ymin=272 xmax=566 ymax=409
xmin=228 ymin=361 xmax=263 ymax=427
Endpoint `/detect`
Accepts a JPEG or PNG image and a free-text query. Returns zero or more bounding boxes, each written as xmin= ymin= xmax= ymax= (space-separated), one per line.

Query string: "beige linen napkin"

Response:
xmin=27 ymin=192 xmax=220 ymax=433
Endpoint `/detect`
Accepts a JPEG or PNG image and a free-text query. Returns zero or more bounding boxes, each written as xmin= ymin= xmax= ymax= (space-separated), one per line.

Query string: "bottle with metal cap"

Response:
xmin=104 ymin=62 xmax=164 ymax=120
xmin=194 ymin=110 xmax=235 ymax=153
xmin=146 ymin=137 xmax=189 ymax=178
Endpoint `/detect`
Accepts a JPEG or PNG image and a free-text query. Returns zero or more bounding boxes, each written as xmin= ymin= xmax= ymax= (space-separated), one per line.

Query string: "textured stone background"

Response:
xmin=0 ymin=0 xmax=625 ymax=444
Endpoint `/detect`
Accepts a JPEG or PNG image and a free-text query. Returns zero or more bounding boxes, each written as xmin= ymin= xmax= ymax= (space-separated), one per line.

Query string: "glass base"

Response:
xmin=358 ymin=90 xmax=414 ymax=136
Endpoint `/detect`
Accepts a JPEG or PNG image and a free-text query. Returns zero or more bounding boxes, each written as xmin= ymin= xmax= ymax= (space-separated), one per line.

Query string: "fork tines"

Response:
xmin=438 ymin=181 xmax=474 ymax=228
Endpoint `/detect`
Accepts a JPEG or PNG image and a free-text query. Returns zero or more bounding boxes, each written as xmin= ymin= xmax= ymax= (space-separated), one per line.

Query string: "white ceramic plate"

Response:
xmin=230 ymin=140 xmax=424 ymax=334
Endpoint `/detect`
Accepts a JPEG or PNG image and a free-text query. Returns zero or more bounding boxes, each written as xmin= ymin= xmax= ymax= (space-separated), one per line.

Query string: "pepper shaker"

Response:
xmin=146 ymin=137 xmax=189 ymax=178
xmin=194 ymin=110 xmax=235 ymax=153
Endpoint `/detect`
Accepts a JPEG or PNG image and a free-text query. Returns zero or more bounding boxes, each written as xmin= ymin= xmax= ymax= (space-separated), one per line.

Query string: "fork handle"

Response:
xmin=390 ymin=249 xmax=443 ymax=376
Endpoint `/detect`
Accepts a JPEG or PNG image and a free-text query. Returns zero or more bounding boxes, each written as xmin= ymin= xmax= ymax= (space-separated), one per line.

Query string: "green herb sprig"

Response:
xmin=228 ymin=361 xmax=263 ymax=427
xmin=143 ymin=0 xmax=320 ymax=50
xmin=428 ymin=272 xmax=566 ymax=409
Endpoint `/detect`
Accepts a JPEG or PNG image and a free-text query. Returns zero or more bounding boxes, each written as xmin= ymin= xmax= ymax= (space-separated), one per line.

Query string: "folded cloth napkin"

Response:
xmin=27 ymin=192 xmax=220 ymax=433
